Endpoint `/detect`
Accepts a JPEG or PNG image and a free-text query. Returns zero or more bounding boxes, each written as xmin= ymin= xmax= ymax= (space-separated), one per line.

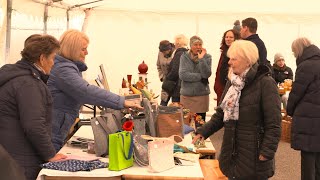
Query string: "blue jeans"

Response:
xmin=51 ymin=110 xmax=77 ymax=152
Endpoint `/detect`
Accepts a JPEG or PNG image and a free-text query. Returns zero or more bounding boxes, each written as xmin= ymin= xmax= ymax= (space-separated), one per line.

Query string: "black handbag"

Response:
xmin=161 ymin=79 xmax=177 ymax=94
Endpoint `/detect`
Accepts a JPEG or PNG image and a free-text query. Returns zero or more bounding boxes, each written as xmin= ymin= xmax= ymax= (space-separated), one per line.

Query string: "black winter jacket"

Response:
xmin=245 ymin=34 xmax=267 ymax=65
xmin=0 ymin=60 xmax=56 ymax=180
xmin=287 ymin=45 xmax=320 ymax=152
xmin=197 ymin=63 xmax=281 ymax=179
xmin=273 ymin=64 xmax=293 ymax=84
xmin=166 ymin=47 xmax=188 ymax=101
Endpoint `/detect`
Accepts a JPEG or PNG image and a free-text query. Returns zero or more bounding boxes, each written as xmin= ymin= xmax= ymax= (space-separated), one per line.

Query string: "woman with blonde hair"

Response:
xmin=193 ymin=40 xmax=281 ymax=179
xmin=48 ymin=29 xmax=142 ymax=152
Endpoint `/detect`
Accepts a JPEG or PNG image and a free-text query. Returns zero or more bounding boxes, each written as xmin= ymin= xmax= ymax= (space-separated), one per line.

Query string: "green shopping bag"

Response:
xmin=108 ymin=131 xmax=134 ymax=171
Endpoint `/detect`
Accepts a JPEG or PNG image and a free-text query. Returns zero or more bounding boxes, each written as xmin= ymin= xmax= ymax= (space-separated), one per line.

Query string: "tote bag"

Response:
xmin=90 ymin=113 xmax=121 ymax=157
xmin=108 ymin=131 xmax=134 ymax=171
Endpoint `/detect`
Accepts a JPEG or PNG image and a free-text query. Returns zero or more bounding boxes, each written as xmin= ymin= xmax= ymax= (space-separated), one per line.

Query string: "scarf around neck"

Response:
xmin=220 ymin=69 xmax=249 ymax=122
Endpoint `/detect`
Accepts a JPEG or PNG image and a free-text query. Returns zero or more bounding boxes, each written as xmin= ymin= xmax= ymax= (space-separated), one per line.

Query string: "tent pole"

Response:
xmin=44 ymin=4 xmax=48 ymax=34
xmin=82 ymin=8 xmax=91 ymax=33
xmin=66 ymin=9 xmax=69 ymax=30
xmin=5 ymin=0 xmax=12 ymax=64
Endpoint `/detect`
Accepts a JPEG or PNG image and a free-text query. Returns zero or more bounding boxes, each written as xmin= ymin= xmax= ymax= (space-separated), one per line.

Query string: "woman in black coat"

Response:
xmin=193 ymin=40 xmax=281 ymax=179
xmin=165 ymin=34 xmax=189 ymax=106
xmin=287 ymin=37 xmax=320 ymax=180
xmin=0 ymin=34 xmax=66 ymax=180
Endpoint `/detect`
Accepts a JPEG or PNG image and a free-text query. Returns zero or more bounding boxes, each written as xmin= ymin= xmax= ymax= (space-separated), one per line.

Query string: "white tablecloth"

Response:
xmin=37 ymin=125 xmax=209 ymax=180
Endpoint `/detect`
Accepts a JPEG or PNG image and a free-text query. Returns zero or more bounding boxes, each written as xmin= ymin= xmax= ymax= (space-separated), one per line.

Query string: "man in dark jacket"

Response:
xmin=240 ymin=17 xmax=274 ymax=78
xmin=287 ymin=37 xmax=320 ymax=180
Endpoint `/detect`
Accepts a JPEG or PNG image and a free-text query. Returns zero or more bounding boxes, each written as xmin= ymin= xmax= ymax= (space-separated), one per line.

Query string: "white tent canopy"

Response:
xmin=1 ymin=0 xmax=320 ymax=113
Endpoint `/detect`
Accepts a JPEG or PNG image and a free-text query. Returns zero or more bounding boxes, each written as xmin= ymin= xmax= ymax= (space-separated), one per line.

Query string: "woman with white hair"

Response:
xmin=163 ymin=34 xmax=189 ymax=106
xmin=287 ymin=37 xmax=320 ymax=180
xmin=193 ymin=40 xmax=281 ymax=179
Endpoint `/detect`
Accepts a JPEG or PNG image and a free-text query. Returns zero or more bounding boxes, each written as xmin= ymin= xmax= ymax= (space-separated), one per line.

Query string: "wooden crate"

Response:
xmin=281 ymin=120 xmax=291 ymax=143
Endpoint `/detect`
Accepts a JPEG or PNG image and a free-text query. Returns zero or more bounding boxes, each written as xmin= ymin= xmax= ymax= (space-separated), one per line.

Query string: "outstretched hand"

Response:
xmin=124 ymin=100 xmax=144 ymax=110
xmin=192 ymin=134 xmax=204 ymax=144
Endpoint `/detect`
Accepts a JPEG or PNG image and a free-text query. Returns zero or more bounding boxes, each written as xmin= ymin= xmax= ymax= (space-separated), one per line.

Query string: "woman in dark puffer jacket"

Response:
xmin=287 ymin=37 xmax=320 ymax=180
xmin=193 ymin=40 xmax=281 ymax=180
xmin=165 ymin=34 xmax=188 ymax=106
xmin=0 ymin=34 xmax=66 ymax=180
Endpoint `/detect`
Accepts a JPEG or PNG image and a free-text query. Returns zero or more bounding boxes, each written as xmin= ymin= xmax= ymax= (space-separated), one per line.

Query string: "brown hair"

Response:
xmin=242 ymin=17 xmax=258 ymax=33
xmin=24 ymin=34 xmax=41 ymax=47
xmin=220 ymin=29 xmax=240 ymax=50
xmin=59 ymin=29 xmax=89 ymax=61
xmin=21 ymin=34 xmax=60 ymax=63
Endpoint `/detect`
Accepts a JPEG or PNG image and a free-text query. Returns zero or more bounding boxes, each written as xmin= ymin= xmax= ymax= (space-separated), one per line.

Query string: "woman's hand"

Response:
xmin=48 ymin=153 xmax=67 ymax=162
xmin=192 ymin=134 xmax=204 ymax=144
xmin=259 ymin=154 xmax=268 ymax=161
xmin=198 ymin=48 xmax=207 ymax=59
xmin=124 ymin=100 xmax=143 ymax=110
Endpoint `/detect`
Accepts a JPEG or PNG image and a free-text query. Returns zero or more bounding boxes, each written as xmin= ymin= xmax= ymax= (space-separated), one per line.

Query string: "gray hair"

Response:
xmin=291 ymin=37 xmax=312 ymax=58
xmin=174 ymin=34 xmax=188 ymax=48
xmin=190 ymin=35 xmax=203 ymax=47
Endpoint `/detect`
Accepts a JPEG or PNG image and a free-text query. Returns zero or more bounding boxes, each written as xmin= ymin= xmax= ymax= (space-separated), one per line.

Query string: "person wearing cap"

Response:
xmin=272 ymin=53 xmax=293 ymax=84
xmin=157 ymin=40 xmax=174 ymax=106
xmin=179 ymin=35 xmax=212 ymax=121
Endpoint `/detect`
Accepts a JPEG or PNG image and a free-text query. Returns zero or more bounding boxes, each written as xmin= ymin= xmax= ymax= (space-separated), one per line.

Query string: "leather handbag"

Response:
xmin=90 ymin=113 xmax=121 ymax=157
xmin=156 ymin=106 xmax=184 ymax=138
xmin=161 ymin=79 xmax=177 ymax=94
xmin=108 ymin=131 xmax=134 ymax=171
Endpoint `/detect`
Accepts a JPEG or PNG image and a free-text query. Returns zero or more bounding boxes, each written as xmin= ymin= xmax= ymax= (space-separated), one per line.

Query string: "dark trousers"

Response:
xmin=301 ymin=151 xmax=320 ymax=180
